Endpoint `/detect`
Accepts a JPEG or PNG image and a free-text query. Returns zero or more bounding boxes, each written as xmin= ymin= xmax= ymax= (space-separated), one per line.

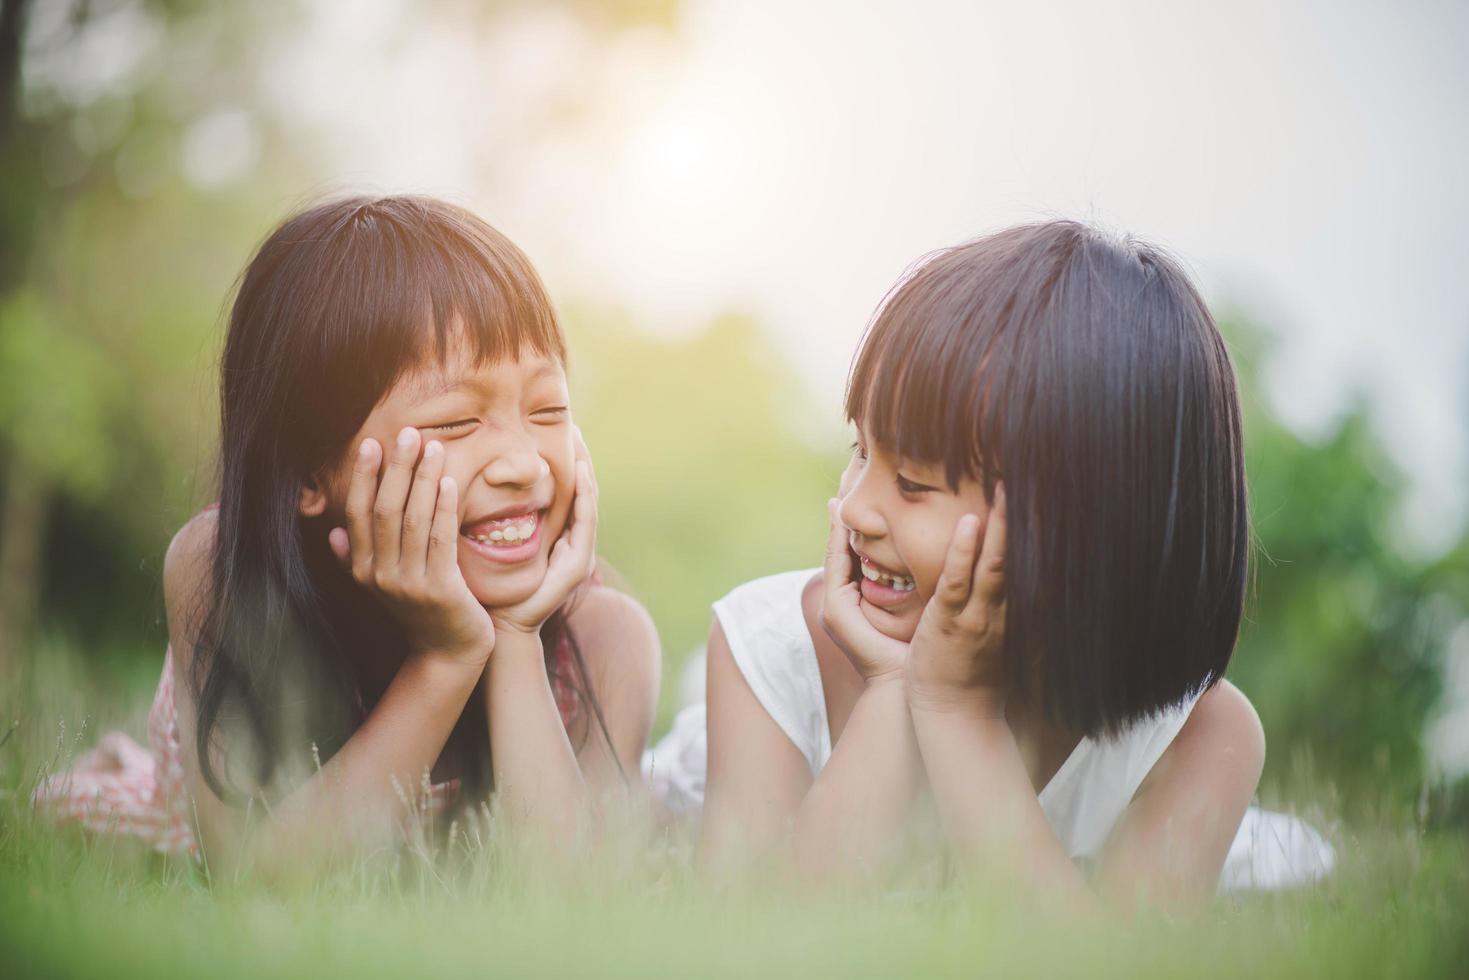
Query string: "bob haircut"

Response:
xmin=846 ymin=220 xmax=1248 ymax=738
xmin=195 ymin=195 xmax=609 ymax=803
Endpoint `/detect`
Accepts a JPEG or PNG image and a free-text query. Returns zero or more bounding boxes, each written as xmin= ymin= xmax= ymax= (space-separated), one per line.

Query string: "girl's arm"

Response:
xmin=169 ymin=433 xmax=495 ymax=878
xmin=702 ymin=502 xmax=926 ymax=879
xmin=1091 ymin=680 xmax=1264 ymax=904
xmin=791 ymin=676 xmax=924 ymax=880
xmin=565 ymin=587 xmax=661 ymax=792
xmin=484 ymin=584 xmax=660 ymax=844
xmin=789 ymin=500 xmax=926 ymax=880
xmin=700 ymin=619 xmax=814 ymax=872
xmin=911 ymin=681 xmax=1262 ymax=907
xmin=907 ymin=493 xmax=1265 ymax=908
xmin=480 ymin=437 xmax=659 ymax=847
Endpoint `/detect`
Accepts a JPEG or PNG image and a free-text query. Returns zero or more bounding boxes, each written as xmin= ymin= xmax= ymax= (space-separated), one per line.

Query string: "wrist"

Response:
xmin=401 ymin=647 xmax=487 ymax=688
xmin=906 ymin=678 xmax=1007 ymax=719
xmin=409 ymin=632 xmax=493 ymax=667
xmin=490 ymin=610 xmax=547 ymax=639
xmin=862 ymin=667 xmax=907 ymax=692
xmin=487 ymin=625 xmax=544 ymax=660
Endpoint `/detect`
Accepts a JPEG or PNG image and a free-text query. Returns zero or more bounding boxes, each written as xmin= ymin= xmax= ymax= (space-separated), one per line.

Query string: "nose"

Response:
xmin=838 ymin=465 xmax=886 ymax=542
xmin=476 ymin=430 xmax=550 ymax=489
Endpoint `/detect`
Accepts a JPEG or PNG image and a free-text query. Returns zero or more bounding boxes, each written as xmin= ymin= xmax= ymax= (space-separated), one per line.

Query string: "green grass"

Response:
xmin=2 ymin=647 xmax=1466 ymax=979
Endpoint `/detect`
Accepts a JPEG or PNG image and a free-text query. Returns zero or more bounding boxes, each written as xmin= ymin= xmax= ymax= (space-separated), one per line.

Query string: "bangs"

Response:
xmin=844 ymin=233 xmax=1054 ymax=492
xmin=228 ymin=195 xmax=569 ymax=475
xmin=323 ymin=197 xmax=565 ymax=403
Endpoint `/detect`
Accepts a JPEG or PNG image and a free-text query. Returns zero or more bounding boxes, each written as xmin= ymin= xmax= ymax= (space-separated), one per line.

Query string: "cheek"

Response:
xmin=896 ymin=519 xmax=965 ymax=609
xmin=437 ymin=452 xmax=481 ymax=519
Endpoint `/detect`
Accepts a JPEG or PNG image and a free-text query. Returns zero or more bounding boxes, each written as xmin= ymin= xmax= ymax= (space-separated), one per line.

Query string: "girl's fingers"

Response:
xmin=578 ymin=456 xmax=599 ymax=523
xmin=328 ymin=526 xmax=351 ymax=567
xmin=400 ymin=440 xmax=445 ymax=571
xmin=344 ymin=438 xmax=382 ymax=579
xmin=534 ymin=462 xmax=597 ymax=605
xmin=573 ymin=425 xmax=599 ymax=501
xmin=373 ymin=427 xmax=421 ymax=568
xmin=936 ymin=513 xmax=983 ymax=614
xmin=822 ymin=498 xmax=856 ymax=599
xmin=569 ymin=429 xmax=599 ymax=511
xmin=426 ymin=476 xmax=460 ymax=580
xmin=566 ymin=459 xmax=598 ymax=575
xmin=973 ymin=482 xmax=1007 ymax=611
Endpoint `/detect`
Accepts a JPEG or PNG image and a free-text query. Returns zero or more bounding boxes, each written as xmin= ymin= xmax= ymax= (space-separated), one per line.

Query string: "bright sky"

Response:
xmin=260 ymin=0 xmax=1469 ymax=556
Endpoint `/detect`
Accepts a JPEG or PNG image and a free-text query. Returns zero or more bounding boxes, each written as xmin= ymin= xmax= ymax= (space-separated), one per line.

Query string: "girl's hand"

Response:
xmin=491 ymin=427 xmax=599 ymax=637
xmin=906 ymin=484 xmax=1008 ymax=712
xmin=329 ymin=428 xmax=496 ymax=669
xmin=820 ymin=498 xmax=909 ymax=683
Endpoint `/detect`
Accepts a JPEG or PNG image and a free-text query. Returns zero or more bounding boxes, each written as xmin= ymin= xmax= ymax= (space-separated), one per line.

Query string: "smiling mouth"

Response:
xmin=854 ymin=549 xmax=916 ymax=592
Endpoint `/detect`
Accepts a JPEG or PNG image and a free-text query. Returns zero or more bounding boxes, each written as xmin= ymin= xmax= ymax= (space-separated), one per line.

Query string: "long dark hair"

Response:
xmin=847 ymin=221 xmax=1248 ymax=738
xmin=193 ymin=195 xmax=609 ymax=804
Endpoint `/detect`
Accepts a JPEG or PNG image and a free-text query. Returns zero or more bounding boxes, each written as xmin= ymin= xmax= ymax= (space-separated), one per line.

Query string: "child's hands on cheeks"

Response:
xmin=906 ymin=484 xmax=1009 ymax=716
xmin=489 ymin=428 xmax=598 ymax=637
xmin=820 ymin=498 xmax=909 ymax=684
xmin=329 ymin=428 xmax=495 ymax=669
xmin=328 ymin=428 xmax=600 ymax=664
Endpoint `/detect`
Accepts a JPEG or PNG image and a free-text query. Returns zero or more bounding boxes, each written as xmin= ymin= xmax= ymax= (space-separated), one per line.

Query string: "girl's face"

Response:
xmin=838 ymin=423 xmax=992 ymax=642
xmin=311 ymin=336 xmax=576 ymax=609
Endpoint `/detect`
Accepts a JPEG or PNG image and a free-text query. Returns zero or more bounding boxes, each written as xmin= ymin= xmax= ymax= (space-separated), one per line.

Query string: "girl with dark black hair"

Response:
xmin=36 ymin=196 xmax=660 ymax=874
xmin=648 ymin=220 xmax=1331 ymax=901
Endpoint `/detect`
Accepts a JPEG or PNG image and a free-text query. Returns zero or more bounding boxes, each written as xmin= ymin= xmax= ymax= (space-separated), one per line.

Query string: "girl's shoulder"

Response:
xmin=1163 ymin=680 xmax=1265 ymax=773
xmin=164 ymin=508 xmax=218 ymax=582
xmin=564 ymin=584 xmax=661 ymax=768
xmin=710 ymin=569 xmax=833 ymax=774
xmin=1134 ymin=679 xmax=1265 ymax=805
xmin=566 ymin=583 xmax=661 ymax=686
xmin=568 ymin=583 xmax=656 ymax=639
xmin=714 ymin=568 xmax=823 ymax=645
xmin=163 ymin=508 xmax=220 ymax=653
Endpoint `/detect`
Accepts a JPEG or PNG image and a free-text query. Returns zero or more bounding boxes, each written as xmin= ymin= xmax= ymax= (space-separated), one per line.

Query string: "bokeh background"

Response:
xmin=1 ymin=0 xmax=1467 ymax=815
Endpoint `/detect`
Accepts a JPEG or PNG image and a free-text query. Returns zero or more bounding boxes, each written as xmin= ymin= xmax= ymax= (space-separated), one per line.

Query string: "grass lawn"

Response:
xmin=3 ymin=644 xmax=1466 ymax=979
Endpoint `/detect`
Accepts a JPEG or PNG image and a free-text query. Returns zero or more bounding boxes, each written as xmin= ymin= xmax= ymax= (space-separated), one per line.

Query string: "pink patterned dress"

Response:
xmin=33 ymin=641 xmax=584 ymax=859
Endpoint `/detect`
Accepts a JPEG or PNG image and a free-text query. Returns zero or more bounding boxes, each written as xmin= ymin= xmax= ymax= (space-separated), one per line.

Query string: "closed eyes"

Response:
xmin=427 ymin=405 xmax=567 ymax=433
xmin=896 ymin=474 xmax=937 ymax=494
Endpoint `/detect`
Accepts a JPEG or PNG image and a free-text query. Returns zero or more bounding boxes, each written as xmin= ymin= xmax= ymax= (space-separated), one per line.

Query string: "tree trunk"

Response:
xmin=0 ymin=0 xmax=32 ymax=147
xmin=0 ymin=460 xmax=48 ymax=675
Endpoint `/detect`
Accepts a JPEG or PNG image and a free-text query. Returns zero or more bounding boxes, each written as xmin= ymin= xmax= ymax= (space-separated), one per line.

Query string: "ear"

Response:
xmin=298 ymin=479 xmax=329 ymax=518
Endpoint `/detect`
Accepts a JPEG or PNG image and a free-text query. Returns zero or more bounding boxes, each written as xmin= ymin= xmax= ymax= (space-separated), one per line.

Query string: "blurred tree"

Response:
xmin=0 ymin=0 xmax=40 ymax=669
xmin=0 ymin=0 xmax=305 ymax=669
xmin=1225 ymin=320 xmax=1468 ymax=804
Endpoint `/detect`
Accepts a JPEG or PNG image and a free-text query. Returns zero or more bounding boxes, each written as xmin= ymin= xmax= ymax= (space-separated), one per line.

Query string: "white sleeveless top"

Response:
xmin=643 ymin=568 xmax=1336 ymax=890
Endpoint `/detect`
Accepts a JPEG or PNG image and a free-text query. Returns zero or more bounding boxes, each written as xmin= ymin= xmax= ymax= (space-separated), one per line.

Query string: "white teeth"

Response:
xmin=465 ymin=514 xmax=538 ymax=546
xmin=860 ymin=558 xmax=915 ymax=592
